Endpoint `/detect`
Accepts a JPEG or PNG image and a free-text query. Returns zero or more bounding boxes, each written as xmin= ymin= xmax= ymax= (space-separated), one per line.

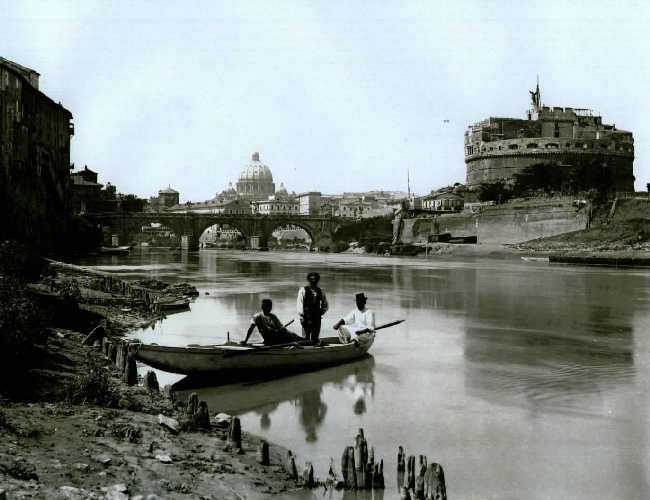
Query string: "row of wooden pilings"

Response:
xmin=95 ymin=274 xmax=160 ymax=312
xmin=397 ymin=446 xmax=447 ymax=500
xmin=98 ymin=334 xmax=140 ymax=386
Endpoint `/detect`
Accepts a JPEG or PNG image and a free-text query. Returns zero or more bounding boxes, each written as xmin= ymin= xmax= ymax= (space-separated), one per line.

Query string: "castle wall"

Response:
xmin=401 ymin=199 xmax=588 ymax=245
xmin=465 ymin=142 xmax=634 ymax=191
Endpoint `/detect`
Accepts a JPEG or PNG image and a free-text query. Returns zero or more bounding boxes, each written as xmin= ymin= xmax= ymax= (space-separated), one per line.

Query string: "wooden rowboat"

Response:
xmin=155 ymin=297 xmax=191 ymax=311
xmin=127 ymin=334 xmax=375 ymax=376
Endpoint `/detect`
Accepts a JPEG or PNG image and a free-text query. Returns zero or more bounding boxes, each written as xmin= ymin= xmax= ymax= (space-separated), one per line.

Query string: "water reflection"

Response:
xmin=73 ymin=250 xmax=650 ymax=500
xmin=463 ymin=268 xmax=636 ymax=413
xmin=174 ymin=356 xmax=375 ymax=442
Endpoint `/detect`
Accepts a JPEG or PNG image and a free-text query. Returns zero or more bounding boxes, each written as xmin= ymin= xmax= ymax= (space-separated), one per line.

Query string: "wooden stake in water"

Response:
xmin=424 ymin=462 xmax=447 ymax=500
xmin=341 ymin=446 xmax=356 ymax=489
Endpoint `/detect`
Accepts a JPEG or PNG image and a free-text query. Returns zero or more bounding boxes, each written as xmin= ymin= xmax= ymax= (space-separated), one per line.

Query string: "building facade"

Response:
xmin=297 ymin=192 xmax=321 ymax=215
xmin=464 ymin=83 xmax=635 ymax=191
xmin=149 ymin=186 xmax=179 ymax=211
xmin=421 ymin=192 xmax=464 ymax=212
xmin=0 ymin=57 xmax=74 ymax=250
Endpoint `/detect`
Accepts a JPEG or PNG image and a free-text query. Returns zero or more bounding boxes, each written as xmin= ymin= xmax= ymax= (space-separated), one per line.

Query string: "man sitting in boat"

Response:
xmin=332 ymin=292 xmax=375 ymax=346
xmin=241 ymin=298 xmax=303 ymax=346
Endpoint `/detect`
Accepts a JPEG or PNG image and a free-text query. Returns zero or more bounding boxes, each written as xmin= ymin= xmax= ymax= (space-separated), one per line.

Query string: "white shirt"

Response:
xmin=343 ymin=307 xmax=376 ymax=332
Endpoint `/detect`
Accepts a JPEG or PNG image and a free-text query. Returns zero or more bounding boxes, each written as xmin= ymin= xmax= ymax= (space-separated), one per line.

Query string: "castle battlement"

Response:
xmin=464 ymin=83 xmax=635 ymax=191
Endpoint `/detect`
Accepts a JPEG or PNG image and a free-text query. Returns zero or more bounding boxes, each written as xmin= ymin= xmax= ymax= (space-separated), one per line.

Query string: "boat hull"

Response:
xmin=128 ymin=336 xmax=374 ymax=375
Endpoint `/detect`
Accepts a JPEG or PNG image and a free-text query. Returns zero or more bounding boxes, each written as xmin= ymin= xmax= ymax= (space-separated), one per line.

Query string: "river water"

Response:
xmin=73 ymin=249 xmax=650 ymax=499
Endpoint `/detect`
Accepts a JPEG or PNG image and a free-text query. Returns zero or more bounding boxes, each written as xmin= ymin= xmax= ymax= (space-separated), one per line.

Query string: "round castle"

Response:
xmin=464 ymin=83 xmax=635 ymax=191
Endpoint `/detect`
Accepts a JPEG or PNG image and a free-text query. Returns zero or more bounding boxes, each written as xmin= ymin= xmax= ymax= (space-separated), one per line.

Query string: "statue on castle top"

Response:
xmin=529 ymin=79 xmax=541 ymax=109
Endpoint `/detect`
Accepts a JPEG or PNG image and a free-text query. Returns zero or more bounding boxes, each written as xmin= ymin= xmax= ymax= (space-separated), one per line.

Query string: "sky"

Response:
xmin=3 ymin=1 xmax=650 ymax=202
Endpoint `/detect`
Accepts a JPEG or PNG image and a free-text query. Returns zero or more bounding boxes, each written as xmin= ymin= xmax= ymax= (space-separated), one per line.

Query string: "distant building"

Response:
xmin=149 ymin=186 xmax=179 ymax=211
xmin=251 ymin=196 xmax=299 ymax=215
xmin=70 ymin=166 xmax=103 ymax=213
xmin=297 ymin=192 xmax=321 ymax=215
xmin=0 ymin=57 xmax=74 ymax=250
xmin=168 ymin=198 xmax=251 ymax=215
xmin=464 ymin=82 xmax=635 ymax=191
xmin=421 ymin=192 xmax=464 ymax=212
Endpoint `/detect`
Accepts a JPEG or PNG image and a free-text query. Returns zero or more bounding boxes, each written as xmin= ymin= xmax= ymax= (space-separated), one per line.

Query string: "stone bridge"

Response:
xmin=85 ymin=212 xmax=344 ymax=251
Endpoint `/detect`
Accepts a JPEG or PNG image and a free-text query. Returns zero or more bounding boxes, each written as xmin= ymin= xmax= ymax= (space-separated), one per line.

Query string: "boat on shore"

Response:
xmin=96 ymin=246 xmax=131 ymax=255
xmin=128 ymin=334 xmax=375 ymax=376
xmin=155 ymin=296 xmax=191 ymax=312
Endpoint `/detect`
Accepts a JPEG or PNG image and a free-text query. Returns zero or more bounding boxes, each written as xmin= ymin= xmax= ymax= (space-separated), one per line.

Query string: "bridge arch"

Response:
xmin=196 ymin=219 xmax=250 ymax=249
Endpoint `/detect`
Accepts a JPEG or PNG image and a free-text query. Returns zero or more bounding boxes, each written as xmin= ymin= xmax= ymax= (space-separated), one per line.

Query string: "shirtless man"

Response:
xmin=241 ymin=298 xmax=302 ymax=346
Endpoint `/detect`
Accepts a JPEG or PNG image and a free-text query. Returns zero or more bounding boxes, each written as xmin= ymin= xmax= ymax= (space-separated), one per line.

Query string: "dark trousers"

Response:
xmin=263 ymin=329 xmax=303 ymax=346
xmin=301 ymin=316 xmax=322 ymax=343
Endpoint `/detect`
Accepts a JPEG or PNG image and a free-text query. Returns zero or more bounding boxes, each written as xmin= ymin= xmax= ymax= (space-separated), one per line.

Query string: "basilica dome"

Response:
xmin=236 ymin=152 xmax=276 ymax=200
xmin=239 ymin=152 xmax=273 ymax=182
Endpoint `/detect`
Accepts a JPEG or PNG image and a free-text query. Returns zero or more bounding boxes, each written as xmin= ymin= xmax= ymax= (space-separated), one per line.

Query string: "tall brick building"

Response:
xmin=464 ymin=82 xmax=635 ymax=191
xmin=0 ymin=57 xmax=74 ymax=250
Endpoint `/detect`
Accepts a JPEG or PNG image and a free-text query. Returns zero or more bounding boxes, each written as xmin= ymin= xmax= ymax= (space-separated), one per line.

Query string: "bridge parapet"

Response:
xmin=84 ymin=212 xmax=341 ymax=251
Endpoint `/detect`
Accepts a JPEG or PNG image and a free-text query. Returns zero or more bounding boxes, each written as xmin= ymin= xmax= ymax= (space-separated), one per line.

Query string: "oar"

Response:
xmin=373 ymin=320 xmax=405 ymax=331
xmin=349 ymin=319 xmax=405 ymax=335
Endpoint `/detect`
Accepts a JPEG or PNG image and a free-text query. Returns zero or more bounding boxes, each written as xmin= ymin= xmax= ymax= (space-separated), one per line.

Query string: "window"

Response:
xmin=526 ymin=143 xmax=538 ymax=149
xmin=508 ymin=144 xmax=519 ymax=150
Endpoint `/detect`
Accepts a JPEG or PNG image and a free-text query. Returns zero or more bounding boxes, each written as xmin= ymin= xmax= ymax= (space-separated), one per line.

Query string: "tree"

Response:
xmin=477 ymin=181 xmax=512 ymax=203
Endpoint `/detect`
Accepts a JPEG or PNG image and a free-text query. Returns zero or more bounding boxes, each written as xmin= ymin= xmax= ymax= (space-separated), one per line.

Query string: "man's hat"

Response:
xmin=306 ymin=271 xmax=320 ymax=280
xmin=355 ymin=292 xmax=367 ymax=301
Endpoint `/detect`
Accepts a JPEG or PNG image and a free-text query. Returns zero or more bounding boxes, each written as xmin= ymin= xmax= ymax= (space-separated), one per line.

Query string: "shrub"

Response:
xmin=57 ymin=279 xmax=81 ymax=309
xmin=66 ymin=360 xmax=118 ymax=407
xmin=0 ymin=240 xmax=45 ymax=282
xmin=0 ymin=276 xmax=50 ymax=383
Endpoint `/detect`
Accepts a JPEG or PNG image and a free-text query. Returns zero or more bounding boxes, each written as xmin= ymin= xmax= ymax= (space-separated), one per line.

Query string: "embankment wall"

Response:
xmin=400 ymin=199 xmax=588 ymax=245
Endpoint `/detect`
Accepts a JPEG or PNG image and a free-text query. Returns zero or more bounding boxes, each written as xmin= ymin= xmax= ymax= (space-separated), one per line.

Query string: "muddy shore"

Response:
xmin=0 ymin=261 xmax=319 ymax=499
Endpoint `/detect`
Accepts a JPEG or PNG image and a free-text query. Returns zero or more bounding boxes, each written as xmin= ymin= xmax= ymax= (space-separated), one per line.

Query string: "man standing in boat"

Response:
xmin=241 ymin=298 xmax=302 ymax=346
xmin=297 ymin=272 xmax=329 ymax=344
xmin=333 ymin=292 xmax=375 ymax=346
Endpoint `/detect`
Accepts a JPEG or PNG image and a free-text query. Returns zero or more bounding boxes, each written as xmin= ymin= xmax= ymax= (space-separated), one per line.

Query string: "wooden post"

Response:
xmin=355 ymin=429 xmax=368 ymax=489
xmin=285 ymin=451 xmax=298 ymax=480
xmin=415 ymin=456 xmax=427 ymax=499
xmin=302 ymin=462 xmax=315 ymax=488
xmin=341 ymin=446 xmax=356 ymax=489
xmin=115 ymin=342 xmax=124 ymax=371
xmin=397 ymin=446 xmax=406 ymax=472
xmin=143 ymin=371 xmax=159 ymax=392
xmin=108 ymin=343 xmax=117 ymax=363
xmin=424 ymin=463 xmax=446 ymax=500
xmin=123 ymin=354 xmax=137 ymax=386
xmin=405 ymin=455 xmax=416 ymax=491
xmin=187 ymin=392 xmax=199 ymax=415
xmin=400 ymin=486 xmax=412 ymax=500
xmin=256 ymin=440 xmax=270 ymax=466
xmin=372 ymin=459 xmax=385 ymax=489
xmin=364 ymin=446 xmax=374 ymax=489
xmin=194 ymin=401 xmax=210 ymax=429
xmin=103 ymin=339 xmax=111 ymax=357
xmin=227 ymin=417 xmax=242 ymax=450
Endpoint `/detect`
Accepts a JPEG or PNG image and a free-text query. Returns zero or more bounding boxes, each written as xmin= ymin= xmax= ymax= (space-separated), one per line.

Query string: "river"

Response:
xmin=73 ymin=249 xmax=650 ymax=499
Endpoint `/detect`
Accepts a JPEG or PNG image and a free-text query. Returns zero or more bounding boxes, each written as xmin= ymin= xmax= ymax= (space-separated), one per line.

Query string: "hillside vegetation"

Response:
xmin=517 ymin=198 xmax=650 ymax=254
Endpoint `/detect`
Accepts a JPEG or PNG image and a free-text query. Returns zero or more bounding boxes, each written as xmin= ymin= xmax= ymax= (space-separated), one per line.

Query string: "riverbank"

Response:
xmin=509 ymin=217 xmax=650 ymax=266
xmin=0 ymin=259 xmax=315 ymax=499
